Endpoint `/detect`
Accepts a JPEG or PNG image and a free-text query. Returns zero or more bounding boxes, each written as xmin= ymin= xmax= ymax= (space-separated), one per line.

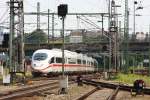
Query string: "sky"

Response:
xmin=0 ymin=0 xmax=150 ymax=35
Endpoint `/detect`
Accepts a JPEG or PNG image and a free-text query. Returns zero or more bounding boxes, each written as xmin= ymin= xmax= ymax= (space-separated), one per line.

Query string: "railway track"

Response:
xmin=106 ymin=86 xmax=119 ymax=100
xmin=73 ymin=78 xmax=150 ymax=100
xmin=0 ymin=74 xmax=99 ymax=100
xmin=75 ymin=84 xmax=119 ymax=100
xmin=75 ymin=87 xmax=101 ymax=100
xmin=0 ymin=81 xmax=59 ymax=100
xmin=82 ymin=79 xmax=150 ymax=95
xmin=0 ymin=82 xmax=59 ymax=100
xmin=0 ymin=75 xmax=77 ymax=100
xmin=4 ymin=74 xmax=150 ymax=100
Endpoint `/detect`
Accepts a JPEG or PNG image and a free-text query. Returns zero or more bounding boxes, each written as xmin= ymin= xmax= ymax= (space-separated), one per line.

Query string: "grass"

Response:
xmin=15 ymin=72 xmax=32 ymax=77
xmin=0 ymin=75 xmax=2 ymax=81
xmin=113 ymin=73 xmax=150 ymax=86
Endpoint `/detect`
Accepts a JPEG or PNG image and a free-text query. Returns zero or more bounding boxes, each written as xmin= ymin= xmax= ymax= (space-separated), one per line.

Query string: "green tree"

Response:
xmin=25 ymin=29 xmax=47 ymax=44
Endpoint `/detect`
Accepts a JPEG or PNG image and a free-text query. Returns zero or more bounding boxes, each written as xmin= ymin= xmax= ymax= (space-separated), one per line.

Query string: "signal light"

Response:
xmin=58 ymin=4 xmax=68 ymax=17
xmin=2 ymin=34 xmax=9 ymax=48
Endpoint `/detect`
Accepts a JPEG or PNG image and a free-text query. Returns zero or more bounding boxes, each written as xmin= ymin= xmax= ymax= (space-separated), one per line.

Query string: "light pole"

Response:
xmin=62 ymin=17 xmax=65 ymax=77
xmin=109 ymin=38 xmax=111 ymax=72
xmin=133 ymin=1 xmax=143 ymax=72
xmin=133 ymin=2 xmax=136 ymax=66
xmin=48 ymin=9 xmax=49 ymax=44
xmin=133 ymin=1 xmax=143 ymax=35
xmin=133 ymin=1 xmax=137 ymax=35
xmin=149 ymin=24 xmax=150 ymax=76
xmin=58 ymin=4 xmax=68 ymax=77
xmin=58 ymin=4 xmax=68 ymax=94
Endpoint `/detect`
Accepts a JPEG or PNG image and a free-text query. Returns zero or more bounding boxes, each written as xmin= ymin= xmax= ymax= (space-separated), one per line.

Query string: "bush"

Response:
xmin=114 ymin=73 xmax=150 ymax=86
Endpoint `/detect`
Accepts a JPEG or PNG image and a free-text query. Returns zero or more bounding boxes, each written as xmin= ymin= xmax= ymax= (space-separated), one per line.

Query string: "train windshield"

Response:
xmin=33 ymin=53 xmax=48 ymax=61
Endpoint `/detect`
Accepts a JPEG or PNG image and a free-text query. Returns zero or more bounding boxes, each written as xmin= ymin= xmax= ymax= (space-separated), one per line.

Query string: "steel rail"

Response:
xmin=0 ymin=85 xmax=58 ymax=100
xmin=75 ymin=87 xmax=101 ymax=100
xmin=0 ymin=81 xmax=58 ymax=100
xmin=0 ymin=80 xmax=75 ymax=100
xmin=107 ymin=86 xmax=119 ymax=100
xmin=83 ymin=80 xmax=150 ymax=95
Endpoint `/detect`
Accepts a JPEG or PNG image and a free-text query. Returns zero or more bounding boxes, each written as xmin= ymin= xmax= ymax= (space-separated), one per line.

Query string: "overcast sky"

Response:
xmin=0 ymin=0 xmax=150 ymax=34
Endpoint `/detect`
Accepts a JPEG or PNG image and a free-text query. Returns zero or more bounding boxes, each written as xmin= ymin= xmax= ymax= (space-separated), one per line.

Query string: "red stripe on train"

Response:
xmin=41 ymin=64 xmax=92 ymax=71
xmin=53 ymin=64 xmax=81 ymax=66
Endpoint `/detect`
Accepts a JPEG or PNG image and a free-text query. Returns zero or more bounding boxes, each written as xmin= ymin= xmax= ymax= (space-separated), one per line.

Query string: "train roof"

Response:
xmin=33 ymin=49 xmax=95 ymax=60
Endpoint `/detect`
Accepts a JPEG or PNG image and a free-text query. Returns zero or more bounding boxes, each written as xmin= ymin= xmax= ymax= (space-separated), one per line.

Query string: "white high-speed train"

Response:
xmin=31 ymin=49 xmax=98 ymax=76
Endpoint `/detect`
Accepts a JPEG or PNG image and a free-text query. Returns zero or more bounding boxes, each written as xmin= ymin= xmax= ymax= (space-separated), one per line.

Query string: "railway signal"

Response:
xmin=58 ymin=4 xmax=68 ymax=18
xmin=58 ymin=4 xmax=68 ymax=77
xmin=58 ymin=4 xmax=68 ymax=94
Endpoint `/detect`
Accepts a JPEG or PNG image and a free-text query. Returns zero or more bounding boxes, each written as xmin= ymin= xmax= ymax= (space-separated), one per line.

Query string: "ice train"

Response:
xmin=31 ymin=49 xmax=98 ymax=76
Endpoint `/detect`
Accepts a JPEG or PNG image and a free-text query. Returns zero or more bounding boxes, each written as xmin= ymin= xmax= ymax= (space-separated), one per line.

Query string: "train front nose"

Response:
xmin=32 ymin=61 xmax=44 ymax=68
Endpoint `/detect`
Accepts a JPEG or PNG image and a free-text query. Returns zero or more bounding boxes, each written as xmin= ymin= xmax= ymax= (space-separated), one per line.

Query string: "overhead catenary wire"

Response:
xmin=82 ymin=15 xmax=100 ymax=28
xmin=77 ymin=15 xmax=113 ymax=40
xmin=77 ymin=15 xmax=100 ymax=29
xmin=80 ymin=15 xmax=113 ymax=40
xmin=0 ymin=7 xmax=9 ymax=23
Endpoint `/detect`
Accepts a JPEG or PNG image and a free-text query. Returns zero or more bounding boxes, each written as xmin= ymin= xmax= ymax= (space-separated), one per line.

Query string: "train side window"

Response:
xmin=56 ymin=57 xmax=62 ymax=63
xmin=83 ymin=60 xmax=86 ymax=64
xmin=77 ymin=59 xmax=81 ymax=64
xmin=49 ymin=57 xmax=55 ymax=64
xmin=91 ymin=62 xmax=94 ymax=66
xmin=68 ymin=58 xmax=76 ymax=64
